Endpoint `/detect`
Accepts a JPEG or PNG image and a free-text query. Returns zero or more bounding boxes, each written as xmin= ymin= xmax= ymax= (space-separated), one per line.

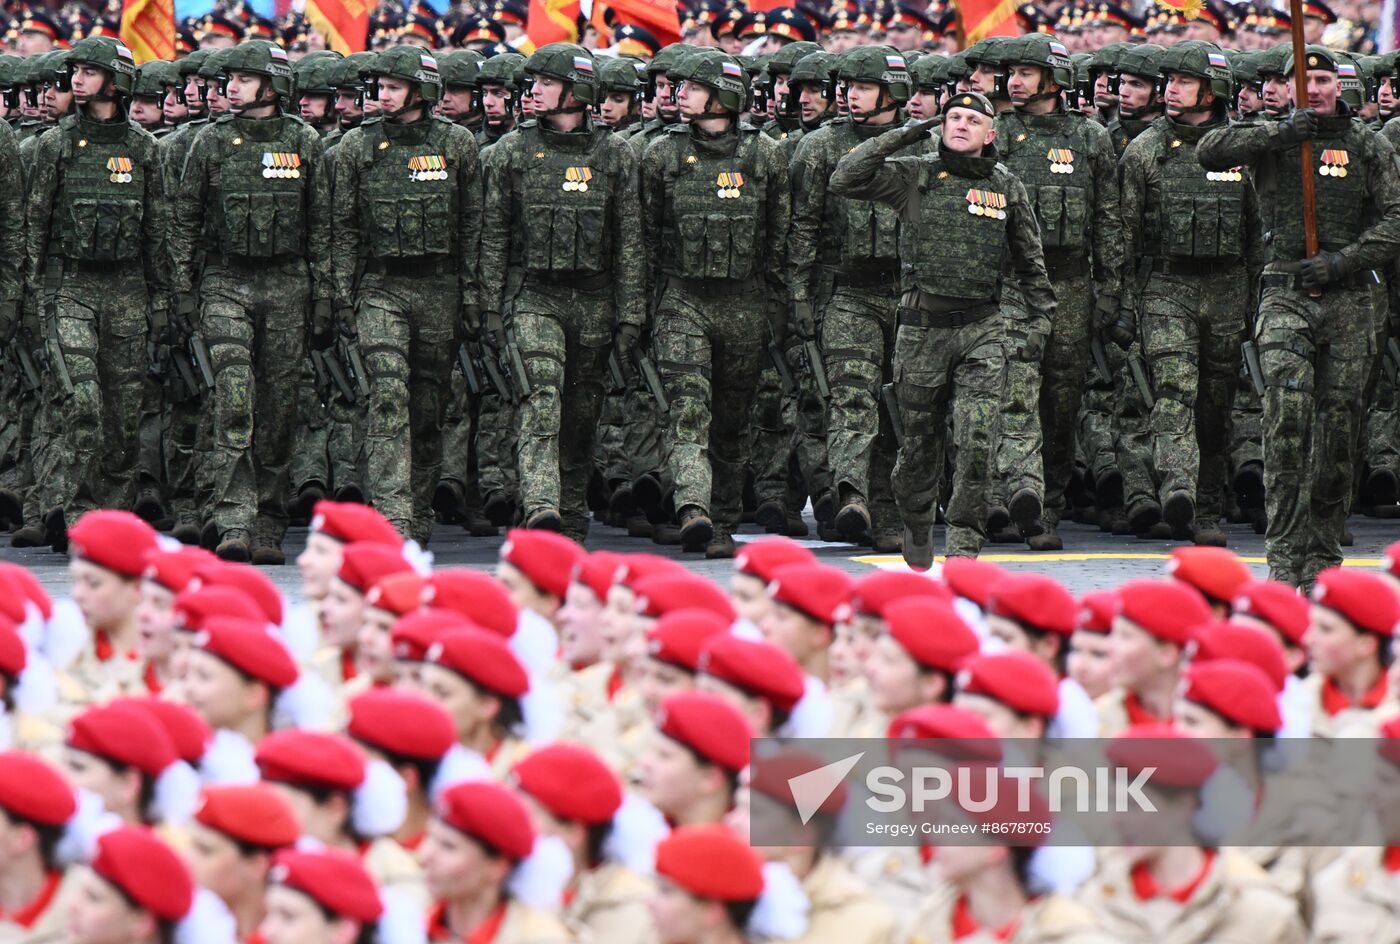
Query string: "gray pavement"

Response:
xmin=5 ymin=510 xmax=1397 ymax=604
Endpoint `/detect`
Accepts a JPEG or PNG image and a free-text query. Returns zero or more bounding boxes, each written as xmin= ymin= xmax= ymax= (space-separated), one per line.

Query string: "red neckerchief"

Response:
xmin=0 ymin=871 xmax=61 ymax=928
xmin=426 ymin=902 xmax=507 ymax=944
xmin=1124 ymin=691 xmax=1168 ymax=726
xmin=244 ymin=930 xmax=267 ymax=944
xmin=1131 ymin=850 xmax=1216 ymax=903
xmin=951 ymin=895 xmax=1022 ymax=941
xmin=1321 ymin=674 xmax=1388 ymax=717
xmin=94 ymin=630 xmax=139 ymax=664
xmin=606 ymin=666 xmax=623 ymax=702
xmin=144 ymin=662 xmax=163 ymax=695
xmin=918 ymin=844 xmax=934 ymax=866
xmin=484 ymin=739 xmax=501 ymax=764
xmin=341 ymin=649 xmax=358 ymax=683
xmin=400 ymin=830 xmax=426 ymax=852
xmin=1385 ymin=848 xmax=1400 ymax=874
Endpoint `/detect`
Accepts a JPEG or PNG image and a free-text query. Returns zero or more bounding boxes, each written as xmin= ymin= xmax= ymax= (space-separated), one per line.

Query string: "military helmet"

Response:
xmin=646 ymin=42 xmax=691 ymax=78
xmin=837 ymin=45 xmax=912 ymax=103
xmin=479 ymin=51 xmax=526 ymax=89
xmin=671 ymin=48 xmax=748 ymax=113
xmin=1255 ymin=42 xmax=1291 ymax=79
xmin=177 ymin=47 xmax=214 ymax=79
xmin=221 ymin=40 xmax=293 ymax=97
xmin=1088 ymin=41 xmax=1132 ymax=77
xmin=786 ymin=50 xmax=837 ymax=108
xmin=1115 ymin=42 xmax=1164 ymax=81
xmin=909 ymin=53 xmax=946 ymax=91
xmin=1157 ymin=40 xmax=1233 ymax=101
xmin=66 ymin=35 xmax=138 ymax=95
xmin=524 ymin=42 xmax=597 ymax=105
xmin=368 ymin=44 xmax=442 ymax=102
xmin=963 ymin=36 xmax=1016 ymax=69
xmin=597 ymin=56 xmax=643 ymax=96
xmin=34 ymin=50 xmax=71 ymax=87
xmin=438 ymin=49 xmax=485 ymax=89
xmin=1230 ymin=50 xmax=1261 ymax=90
xmin=198 ymin=48 xmax=233 ymax=82
xmin=1332 ymin=50 xmax=1366 ymax=108
xmin=292 ymin=49 xmax=342 ymax=97
xmin=131 ymin=60 xmax=174 ymax=100
xmin=1006 ymin=33 xmax=1073 ymax=89
xmin=766 ymin=40 xmax=821 ymax=77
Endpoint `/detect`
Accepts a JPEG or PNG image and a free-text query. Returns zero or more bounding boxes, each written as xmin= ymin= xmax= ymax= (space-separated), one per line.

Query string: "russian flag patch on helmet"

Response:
xmin=1207 ymin=52 xmax=1229 ymax=69
xmin=721 ymin=60 xmax=743 ymax=77
xmin=421 ymin=54 xmax=438 ymax=70
xmin=885 ymin=53 xmax=906 ymax=68
xmin=269 ymin=46 xmax=288 ymax=61
xmin=573 ymin=55 xmax=593 ymax=72
xmin=1049 ymin=41 xmax=1068 ymax=57
xmin=1337 ymin=62 xmax=1357 ymax=77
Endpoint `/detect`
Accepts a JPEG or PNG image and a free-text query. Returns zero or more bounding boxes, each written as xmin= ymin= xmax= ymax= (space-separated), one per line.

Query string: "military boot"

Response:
xmin=834 ymin=496 xmax=872 ymax=542
xmin=133 ymin=483 xmax=165 ymax=523
xmin=651 ymin=520 xmax=683 ymax=545
xmin=44 ymin=508 xmax=66 ymax=554
xmin=626 ymin=514 xmax=653 ymax=538
xmin=215 ymin=529 xmax=251 ymax=562
xmin=902 ymin=523 xmax=934 ymax=571
xmin=250 ymin=537 xmax=286 ymax=566
xmin=785 ymin=513 xmax=809 ymax=538
xmin=1008 ymin=488 xmax=1044 ymax=538
xmin=171 ymin=516 xmax=202 ymax=546
xmin=1192 ymin=520 xmax=1228 ymax=547
xmin=10 ymin=525 xmax=46 ymax=548
xmin=705 ymin=528 xmax=736 ymax=559
xmin=872 ymin=529 xmax=902 ymax=553
xmin=1026 ymin=525 xmax=1063 ymax=552
xmin=0 ymin=487 xmax=19 ymax=525
xmin=524 ymin=508 xmax=564 ymax=532
xmin=433 ymin=480 xmax=468 ymax=524
xmin=466 ymin=510 xmax=499 ymax=537
xmin=287 ymin=480 xmax=326 ymax=521
xmin=334 ymin=483 xmax=365 ymax=504
xmin=1127 ymin=499 xmax=1162 ymax=536
xmin=632 ymin=473 xmax=664 ymax=517
xmin=986 ymin=505 xmax=1011 ymax=533
xmin=678 ymin=506 xmax=714 ymax=552
xmin=754 ymin=498 xmax=787 ymax=533
xmin=483 ymin=491 xmax=517 ymax=527
xmin=1163 ymin=489 xmax=1196 ymax=530
xmin=200 ymin=520 xmax=221 ymax=551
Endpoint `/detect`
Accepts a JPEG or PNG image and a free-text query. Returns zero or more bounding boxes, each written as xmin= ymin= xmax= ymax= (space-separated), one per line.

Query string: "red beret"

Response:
xmin=657 ymin=691 xmax=753 ymax=773
xmin=194 ymin=783 xmax=301 ymax=848
xmin=1115 ymin=579 xmax=1212 ymax=646
xmin=733 ymin=538 xmax=816 ymax=584
xmin=941 ymin=557 xmax=1007 ymax=608
xmin=142 ymin=547 xmax=215 ymax=594
xmin=436 ymin=780 xmax=534 ymax=861
xmin=0 ymin=751 xmax=76 ymax=825
xmin=349 ymin=689 xmax=455 ymax=761
xmin=423 ymin=570 xmax=518 ymax=638
xmin=1194 ymin=621 xmax=1288 ymax=693
xmin=192 ymin=562 xmax=284 ymax=626
xmin=256 ymin=731 xmax=366 ymax=792
xmin=1167 ymin=547 xmax=1252 ymax=606
xmin=0 ymin=564 xmax=52 ymax=620
xmin=68 ymin=701 xmax=178 ymax=777
xmin=427 ymin=627 xmax=529 ymax=698
xmin=613 ymin=553 xmax=687 ymax=591
xmin=840 ymin=571 xmax=951 ymax=623
xmin=67 ymin=510 xmax=158 ymax=578
xmin=311 ymin=501 xmax=403 ymax=547
xmin=0 ymin=619 xmax=25 ymax=679
xmin=366 ymin=571 xmax=427 ymax=617
xmin=125 ymin=698 xmax=210 ymax=766
xmin=1076 ymin=590 xmax=1117 ymax=634
xmin=634 ymin=574 xmax=736 ymax=623
xmin=512 ymin=744 xmax=622 ymax=824
xmin=174 ymin=585 xmax=265 ymax=632
xmin=986 ymin=574 xmax=1076 ymax=635
xmin=1231 ymin=580 xmax=1308 ymax=646
xmin=500 ymin=530 xmax=584 ymax=600
xmin=196 ymin=618 xmax=299 ymax=690
xmin=655 ymin=825 xmax=764 ymax=901
xmin=336 ymin=543 xmax=413 ymax=596
xmin=1183 ymin=660 xmax=1281 ymax=733
xmin=749 ymin=749 xmax=847 ymax=816
xmin=271 ymin=849 xmax=383 ymax=924
xmin=957 ymin=651 xmax=1060 ymax=718
xmin=391 ymin=610 xmax=471 ymax=662
xmin=647 ymin=610 xmax=730 ymax=671
xmin=1311 ymin=568 xmax=1400 ymax=637
xmin=572 ymin=551 xmax=626 ymax=602
xmin=767 ymin=563 xmax=854 ymax=626
xmin=886 ymin=705 xmax=1002 ymax=760
xmin=699 ymin=634 xmax=806 ymax=713
xmin=1385 ymin=541 xmax=1400 ymax=579
xmin=1105 ymin=724 xmax=1218 ymax=789
xmin=884 ymin=597 xmax=980 ymax=672
xmin=93 ymin=827 xmax=194 ymax=922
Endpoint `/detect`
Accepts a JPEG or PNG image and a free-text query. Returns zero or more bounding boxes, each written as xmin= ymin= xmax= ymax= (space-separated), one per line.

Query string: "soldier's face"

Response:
xmin=1006 ymin=64 xmax=1047 ymax=103
xmin=437 ymin=86 xmax=475 ymax=120
xmin=1237 ymin=85 xmax=1263 ymax=113
xmin=69 ymin=559 xmax=140 ymax=632
xmin=530 ymin=74 xmax=568 ymax=113
xmin=1379 ymin=78 xmax=1398 ymax=113
xmin=1164 ymin=73 xmax=1210 ymax=115
xmin=598 ymin=90 xmax=636 ymax=125
xmin=1173 ymin=697 xmax=1244 ymax=739
xmin=829 ymin=616 xmax=881 ymax=687
xmin=136 ymin=579 xmax=179 ymax=664
xmin=334 ymin=88 xmax=363 ymax=121
xmin=320 ymin=578 xmax=365 ymax=650
xmin=259 ymin=886 xmax=336 ymax=944
xmin=422 ymin=663 xmax=495 ymax=742
xmin=297 ymin=532 xmax=344 ymax=600
xmin=224 ymin=70 xmax=268 ymax=108
xmin=557 ymin=582 xmax=604 ymax=668
xmin=163 ymin=86 xmax=189 ymax=121
xmin=70 ymin=63 xmax=109 ymax=100
xmin=481 ymin=84 xmax=511 ymax=119
xmin=1305 ymin=68 xmax=1340 ymax=112
xmin=188 ymin=822 xmax=266 ymax=904
xmin=908 ymin=88 xmax=940 ymax=120
xmin=886 ymin=24 xmax=919 ymax=51
xmin=826 ymin=31 xmax=857 ymax=53
xmin=796 ymin=83 xmax=829 ymax=124
xmin=66 ymin=870 xmax=152 ymax=944
xmin=1093 ymin=71 xmax=1117 ymax=108
xmin=940 ymin=106 xmax=995 ymax=155
xmin=968 ymin=63 xmax=1001 ymax=97
xmin=1117 ymin=73 xmax=1155 ymax=111
xmin=420 ymin=820 xmax=508 ymax=900
xmin=297 ymin=92 xmax=332 ymax=122
xmin=376 ymin=75 xmax=414 ymax=114
xmin=728 ymin=572 xmax=770 ymax=627
xmin=1066 ymin=629 xmax=1114 ymax=700
xmin=42 ymin=83 xmax=73 ymax=120
xmin=845 ymin=80 xmax=886 ymax=119
xmin=1261 ymin=74 xmax=1290 ymax=112
xmin=17 ymin=32 xmax=52 ymax=56
xmin=129 ymin=97 xmax=164 ymax=128
xmin=677 ymin=80 xmax=719 ymax=118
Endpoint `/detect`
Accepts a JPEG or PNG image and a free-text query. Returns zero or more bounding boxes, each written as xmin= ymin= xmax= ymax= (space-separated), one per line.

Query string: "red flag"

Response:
xmin=305 ymin=0 xmax=370 ymax=53
xmin=523 ymin=0 xmax=581 ymax=52
xmin=120 ymin=0 xmax=174 ymax=64
xmin=746 ymin=0 xmax=788 ymax=11
xmin=952 ymin=0 xmax=1020 ymax=43
xmin=601 ymin=0 xmax=680 ymax=46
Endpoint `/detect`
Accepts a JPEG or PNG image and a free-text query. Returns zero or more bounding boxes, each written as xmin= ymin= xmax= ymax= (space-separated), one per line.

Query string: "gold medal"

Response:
xmin=110 ymin=172 xmax=120 ymax=183
xmin=577 ymin=181 xmax=588 ymax=192
xmin=969 ymin=203 xmax=981 ymax=216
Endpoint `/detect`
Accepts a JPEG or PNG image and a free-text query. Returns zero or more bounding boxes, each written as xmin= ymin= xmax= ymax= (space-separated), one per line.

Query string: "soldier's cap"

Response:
xmin=1183 ymin=660 xmax=1281 ymax=733
xmin=733 ymin=536 xmax=816 ymax=585
xmin=844 ymin=570 xmax=951 ymax=623
xmin=0 ymin=752 xmax=76 ymax=826
xmin=336 ymin=541 xmax=413 ymax=596
xmin=985 ymin=573 xmax=1077 ymax=636
xmin=499 ymin=528 xmax=584 ymax=601
xmin=1231 ymin=579 xmax=1310 ymax=647
xmin=657 ymin=691 xmax=753 ymax=772
xmin=311 ymin=499 xmax=403 ymax=548
xmin=1166 ymin=546 xmax=1251 ymax=608
xmin=884 ymin=597 xmax=979 ymax=673
xmin=647 ymin=609 xmax=730 ymax=671
xmin=173 ymin=585 xmax=264 ymax=633
xmin=632 ymin=572 xmax=736 ymax=623
xmin=942 ymin=555 xmax=1008 ymax=608
xmin=69 ymin=700 xmax=179 ymax=777
xmin=195 ymin=616 xmax=300 ymax=689
xmin=656 ymin=825 xmax=765 ymax=901
xmin=699 ymin=633 xmax=806 ymax=713
xmin=1193 ymin=621 xmax=1289 ymax=693
xmin=944 ymin=90 xmax=995 ymax=118
xmin=256 ymin=729 xmax=366 ymax=792
xmin=365 ymin=570 xmax=427 ymax=618
xmin=423 ymin=568 xmax=517 ymax=638
xmin=142 ymin=545 xmax=216 ymax=595
xmin=957 ymin=651 xmax=1060 ymax=718
xmin=426 ymin=626 xmax=530 ymax=698
xmin=128 ymin=697 xmax=211 ymax=766
xmin=571 ymin=550 xmax=627 ymax=602
xmin=613 ymin=22 xmax=662 ymax=57
xmin=1311 ymin=567 xmax=1400 ymax=637
xmin=1076 ymin=589 xmax=1118 ymax=635
xmin=767 ymin=562 xmax=854 ymax=626
xmin=68 ymin=509 xmax=159 ymax=579
xmin=436 ymin=780 xmax=534 ymax=860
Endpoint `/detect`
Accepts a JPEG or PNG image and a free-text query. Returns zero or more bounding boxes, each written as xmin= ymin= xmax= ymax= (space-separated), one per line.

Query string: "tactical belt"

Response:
xmin=365 ymin=257 xmax=457 ymax=277
xmin=667 ymin=275 xmax=763 ymax=297
xmin=833 ymin=266 xmax=900 ymax=289
xmin=526 ymin=269 xmax=612 ymax=291
xmin=1043 ymin=251 xmax=1090 ymax=282
xmin=1259 ymin=268 xmax=1382 ymax=292
xmin=1152 ymin=257 xmax=1241 ymax=277
xmin=205 ymin=252 xmax=301 ymax=268
xmin=66 ymin=259 xmax=129 ymax=274
xmin=898 ymin=302 xmax=999 ymax=330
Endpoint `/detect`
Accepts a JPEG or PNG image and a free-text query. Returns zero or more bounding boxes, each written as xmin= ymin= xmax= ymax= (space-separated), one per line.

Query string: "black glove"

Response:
xmin=147 ymin=300 xmax=170 ymax=346
xmin=1106 ymin=305 xmax=1136 ymax=351
xmin=482 ymin=310 xmax=505 ymax=352
xmin=459 ymin=303 xmax=481 ymax=343
xmin=1299 ymin=250 xmax=1347 ymax=290
xmin=0 ymin=301 xmax=16 ymax=343
xmin=1018 ymin=331 xmax=1045 ymax=364
xmin=336 ymin=306 xmax=358 ymax=340
xmin=906 ymin=117 xmax=940 ymax=140
xmin=311 ymin=298 xmax=335 ymax=351
xmin=1277 ymin=108 xmax=1319 ymax=146
xmin=615 ymin=322 xmax=641 ymax=364
xmin=172 ymin=293 xmax=197 ymax=341
xmin=791 ymin=300 xmax=816 ymax=341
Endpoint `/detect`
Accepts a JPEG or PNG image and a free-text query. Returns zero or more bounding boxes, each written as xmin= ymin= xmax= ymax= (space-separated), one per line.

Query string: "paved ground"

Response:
xmin=5 ymin=511 xmax=1396 ymax=603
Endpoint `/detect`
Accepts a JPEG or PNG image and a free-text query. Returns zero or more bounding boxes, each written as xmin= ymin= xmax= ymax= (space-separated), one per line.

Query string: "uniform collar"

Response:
xmin=937 ymin=139 xmax=1000 ymax=178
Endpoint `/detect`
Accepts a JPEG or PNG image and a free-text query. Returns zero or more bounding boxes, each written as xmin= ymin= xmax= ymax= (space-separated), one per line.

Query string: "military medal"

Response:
xmin=1319 ymin=149 xmax=1349 ymax=178
xmin=562 ymin=166 xmax=593 ymax=192
xmin=1047 ymin=147 xmax=1074 ymax=174
xmin=716 ymin=171 xmax=744 ymax=199
xmin=966 ymin=188 xmax=1007 ymax=220
xmin=409 ymin=155 xmax=449 ymax=182
xmin=1206 ymin=167 xmax=1244 ymax=182
xmin=105 ymin=156 xmax=132 ymax=184
xmin=262 ymin=152 xmax=302 ymax=179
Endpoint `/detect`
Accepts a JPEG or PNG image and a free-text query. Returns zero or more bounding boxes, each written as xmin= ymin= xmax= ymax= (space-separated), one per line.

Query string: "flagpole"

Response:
xmin=1287 ymin=0 xmax=1321 ymax=280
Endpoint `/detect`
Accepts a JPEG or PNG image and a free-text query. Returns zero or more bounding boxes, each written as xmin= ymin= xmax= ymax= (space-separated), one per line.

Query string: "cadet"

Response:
xmin=640 ymin=49 xmax=791 ymax=557
xmin=788 ymin=46 xmax=913 ymax=552
xmin=331 ymin=47 xmax=481 ymax=545
xmin=1117 ymin=42 xmax=1261 ymax=548
xmin=595 ymin=56 xmax=643 ymax=133
xmin=24 ymin=37 xmax=163 ymax=546
xmin=1199 ymin=44 xmax=1400 ymax=588
xmin=168 ymin=40 xmax=333 ymax=563
xmin=479 ymin=43 xmax=643 ymax=542
xmin=993 ymin=34 xmax=1123 ymax=551
xmin=830 ymin=92 xmax=1057 ymax=567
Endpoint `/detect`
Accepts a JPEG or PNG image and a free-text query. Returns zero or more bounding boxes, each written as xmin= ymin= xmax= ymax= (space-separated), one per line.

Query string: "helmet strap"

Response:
xmin=851 ymin=88 xmax=899 ymax=123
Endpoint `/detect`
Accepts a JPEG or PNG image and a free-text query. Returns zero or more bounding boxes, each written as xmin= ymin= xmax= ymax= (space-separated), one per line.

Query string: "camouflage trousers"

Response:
xmin=1140 ymin=267 xmax=1249 ymax=524
xmin=597 ymin=385 xmax=664 ymax=493
xmin=891 ymin=311 xmax=1007 ymax=558
xmin=654 ymin=279 xmax=768 ymax=530
xmin=42 ymin=265 xmax=148 ymax=518
xmin=1229 ymin=378 xmax=1264 ymax=476
xmin=822 ymin=281 xmax=900 ymax=533
xmin=358 ymin=268 xmax=457 ymax=545
xmin=513 ymin=278 xmax=613 ymax=542
xmin=440 ymin=369 xmax=472 ymax=491
xmin=290 ymin=368 xmax=365 ymax=497
xmin=1257 ymin=279 xmax=1383 ymax=587
xmin=476 ymin=389 xmax=518 ymax=508
xmin=1113 ymin=340 xmax=1159 ymax=515
xmin=1364 ymin=351 xmax=1399 ymax=484
xmin=164 ymin=392 xmax=202 ymax=527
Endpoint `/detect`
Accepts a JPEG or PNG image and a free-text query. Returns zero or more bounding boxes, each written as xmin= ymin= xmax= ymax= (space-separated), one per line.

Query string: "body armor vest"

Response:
xmin=54 ymin=116 xmax=146 ymax=262
xmin=1268 ymin=117 xmax=1369 ymax=260
xmin=999 ymin=111 xmax=1093 ymax=253
xmin=660 ymin=128 xmax=766 ymax=281
xmin=902 ymin=153 xmax=1009 ymax=301
xmin=1147 ymin=120 xmax=1246 ymax=260
xmin=515 ymin=123 xmax=615 ymax=274
xmin=359 ymin=119 xmax=459 ymax=258
xmin=206 ymin=115 xmax=309 ymax=259
xmin=825 ymin=121 xmax=901 ymax=272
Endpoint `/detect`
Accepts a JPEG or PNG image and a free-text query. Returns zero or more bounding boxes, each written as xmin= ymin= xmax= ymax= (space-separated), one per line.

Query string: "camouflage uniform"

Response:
xmin=479 ymin=44 xmax=644 ymax=543
xmin=830 ymin=105 xmax=1057 ymax=562
xmin=167 ymin=41 xmax=333 ymax=561
xmin=0 ymin=117 xmax=25 ymax=530
xmin=1199 ymin=49 xmax=1400 ymax=586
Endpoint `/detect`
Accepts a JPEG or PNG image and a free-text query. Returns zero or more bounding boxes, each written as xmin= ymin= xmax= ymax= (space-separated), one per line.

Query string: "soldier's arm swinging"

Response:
xmin=611 ymin=143 xmax=646 ymax=331
xmin=329 ymin=134 xmax=361 ymax=315
xmin=455 ymin=132 xmax=483 ymax=316
xmin=169 ymin=128 xmax=210 ymax=298
xmin=828 ymin=119 xmax=936 ymax=211
xmin=303 ymin=130 xmax=334 ymax=307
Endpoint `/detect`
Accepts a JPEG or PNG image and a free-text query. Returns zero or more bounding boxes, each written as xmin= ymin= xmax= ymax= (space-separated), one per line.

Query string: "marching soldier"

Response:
xmin=477 ymin=51 xmax=525 ymax=147
xmin=595 ymin=56 xmax=644 ymax=134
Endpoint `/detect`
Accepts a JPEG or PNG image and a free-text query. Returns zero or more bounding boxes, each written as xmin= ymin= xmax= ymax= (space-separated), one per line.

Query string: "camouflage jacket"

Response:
xmin=1105 ymin=113 xmax=1158 ymax=159
xmin=0 ymin=120 xmax=23 ymax=307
